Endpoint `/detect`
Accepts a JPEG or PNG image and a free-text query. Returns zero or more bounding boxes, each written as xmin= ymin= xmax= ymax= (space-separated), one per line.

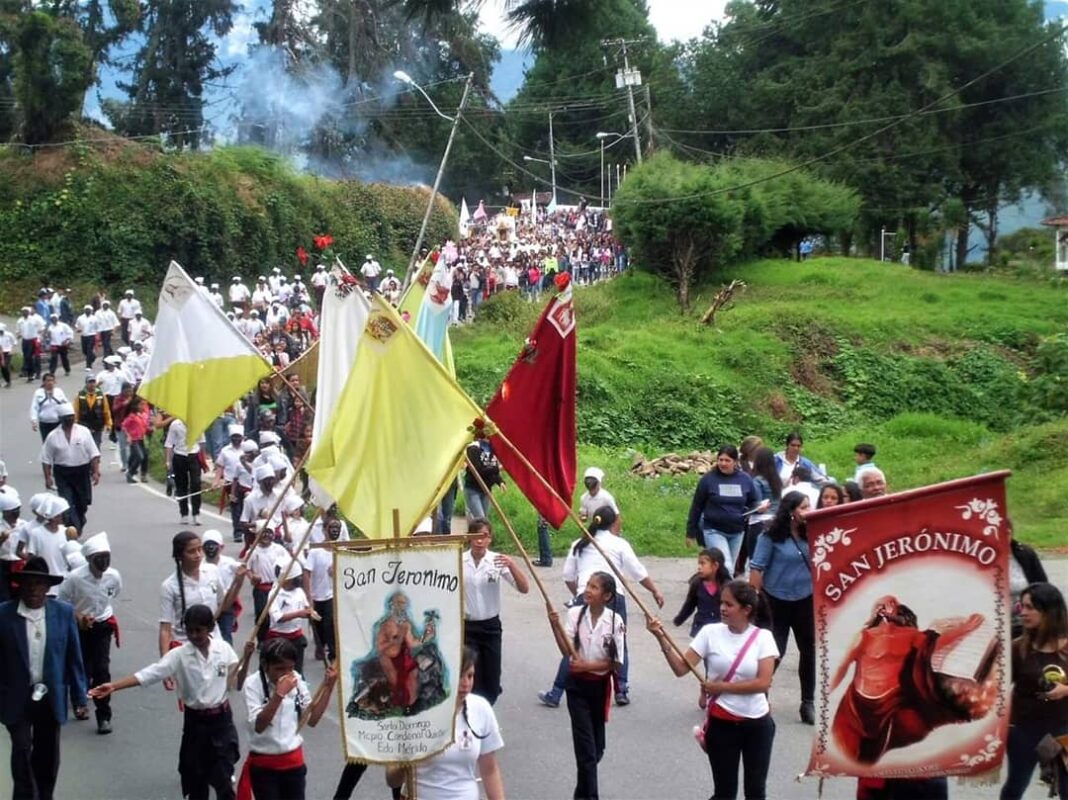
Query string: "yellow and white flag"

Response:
xmin=139 ymin=261 xmax=272 ymax=446
xmin=307 ymin=297 xmax=482 ymax=538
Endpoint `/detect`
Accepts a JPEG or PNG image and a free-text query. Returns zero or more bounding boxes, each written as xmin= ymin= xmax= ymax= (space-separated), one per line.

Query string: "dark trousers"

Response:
xmin=127 ymin=440 xmax=148 ymax=479
xmin=47 ymin=347 xmax=70 ymax=376
xmin=179 ymin=710 xmax=238 ymax=800
xmin=80 ymin=336 xmax=95 ymax=369
xmin=0 ymin=561 xmax=11 ymax=602
xmin=1000 ymin=720 xmax=1068 ymax=800
xmin=217 ymin=610 xmax=235 ymax=645
xmin=464 ymin=616 xmax=503 ymax=704
xmin=80 ymin=622 xmax=113 ymax=723
xmin=250 ymin=764 xmax=306 ymax=800
xmin=566 ymin=675 xmax=609 ymax=800
xmin=120 ymin=322 xmax=131 ymax=346
xmin=765 ymin=593 xmax=816 ymax=703
xmin=705 ymin=713 xmax=775 ymax=800
xmin=313 ymin=599 xmax=336 ymax=662
xmin=20 ymin=339 xmax=39 ymax=379
xmin=229 ymin=486 xmax=247 ymax=540
xmin=6 ymin=697 xmax=61 ymax=800
xmin=172 ymin=453 xmax=202 ymax=518
xmin=537 ymin=516 xmax=553 ymax=564
xmin=53 ymin=463 xmax=91 ymax=532
xmin=0 ymin=352 xmax=10 ymax=385
xmin=858 ymin=777 xmax=949 ymax=800
xmin=99 ymin=330 xmax=112 ymax=357
xmin=38 ymin=421 xmax=59 ymax=443
xmin=252 ymin=586 xmax=271 ymax=643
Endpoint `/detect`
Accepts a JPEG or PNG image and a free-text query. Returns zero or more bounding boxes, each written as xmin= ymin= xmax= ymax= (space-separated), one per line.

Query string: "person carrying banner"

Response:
xmin=1001 ymin=582 xmax=1068 ymax=800
xmin=89 ymin=604 xmax=253 ymax=800
xmin=239 ymin=637 xmax=338 ymax=800
xmin=463 ymin=519 xmax=529 ymax=705
xmin=648 ymin=580 xmax=779 ymax=800
xmin=385 ymin=646 xmax=505 ymax=800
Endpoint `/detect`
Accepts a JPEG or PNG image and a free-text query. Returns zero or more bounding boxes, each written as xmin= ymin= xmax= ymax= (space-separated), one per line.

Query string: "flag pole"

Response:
xmin=464 ymin=454 xmax=576 ymax=658
xmin=491 ymin=429 xmax=703 ymax=683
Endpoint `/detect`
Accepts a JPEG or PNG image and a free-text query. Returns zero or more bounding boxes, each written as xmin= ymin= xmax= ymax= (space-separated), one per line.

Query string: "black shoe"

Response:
xmin=126 ymin=475 xmax=136 ymax=484
xmin=97 ymin=720 xmax=112 ymax=735
xmin=800 ymin=701 xmax=815 ymax=725
xmin=532 ymin=559 xmax=553 ymax=568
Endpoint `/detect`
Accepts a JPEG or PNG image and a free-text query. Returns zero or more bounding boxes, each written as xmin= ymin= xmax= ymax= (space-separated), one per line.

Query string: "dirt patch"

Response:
xmin=762 ymin=390 xmax=796 ymax=421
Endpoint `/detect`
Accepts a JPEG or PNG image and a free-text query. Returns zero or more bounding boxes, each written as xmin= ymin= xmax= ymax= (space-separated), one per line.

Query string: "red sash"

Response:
xmin=105 ymin=615 xmax=121 ymax=648
xmin=265 ymin=629 xmax=303 ymax=641
xmin=236 ymin=746 xmax=305 ymax=800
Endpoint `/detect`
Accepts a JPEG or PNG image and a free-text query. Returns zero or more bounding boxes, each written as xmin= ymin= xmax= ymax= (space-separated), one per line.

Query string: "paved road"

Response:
xmin=0 ymin=371 xmax=1059 ymax=799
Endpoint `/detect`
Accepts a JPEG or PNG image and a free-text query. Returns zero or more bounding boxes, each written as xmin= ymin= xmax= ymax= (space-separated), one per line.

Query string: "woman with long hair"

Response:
xmin=738 ymin=446 xmax=783 ymax=574
xmin=748 ymin=491 xmax=816 ymax=725
xmin=817 ymin=482 xmax=845 ymax=509
xmin=159 ymin=532 xmax=224 ymax=666
xmin=686 ymin=445 xmax=765 ymax=572
xmin=649 ymin=580 xmax=778 ymax=800
xmin=1001 ymin=582 xmax=1068 ymax=800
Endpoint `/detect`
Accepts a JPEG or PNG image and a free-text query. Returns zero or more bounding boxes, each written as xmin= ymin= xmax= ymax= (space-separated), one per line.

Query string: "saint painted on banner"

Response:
xmin=830 ymin=594 xmax=1000 ymax=765
xmin=346 ymin=591 xmax=448 ymax=720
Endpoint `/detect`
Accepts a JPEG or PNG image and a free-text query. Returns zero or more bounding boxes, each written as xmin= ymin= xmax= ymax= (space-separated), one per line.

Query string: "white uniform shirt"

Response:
xmin=308 ymin=518 xmax=350 ymax=544
xmin=0 ymin=518 xmax=28 ymax=561
xmin=244 ymin=319 xmax=265 ymax=339
xmin=57 ymin=564 xmax=122 ymax=621
xmin=164 ymin=419 xmax=202 ymax=456
xmin=563 ymin=603 xmax=626 ymax=676
xmin=415 ymin=693 xmax=504 ymax=800
xmin=690 ymin=623 xmax=779 ymax=718
xmin=75 ymin=312 xmax=97 ymax=337
xmin=310 ymin=270 xmax=327 ymax=289
xmin=46 ymin=323 xmax=73 ymax=347
xmin=40 ymin=423 xmax=100 ymax=467
xmin=215 ymin=444 xmax=245 ymax=482
xmin=247 ymin=542 xmax=289 ymax=586
xmin=305 ymin=547 xmax=333 ymax=602
xmin=30 ymin=387 xmax=70 ymax=425
xmin=361 ymin=260 xmax=381 ymax=279
xmin=95 ymin=368 xmax=125 ymax=397
xmin=0 ymin=330 xmax=15 ymax=353
xmin=126 ymin=352 xmax=150 ymax=382
xmin=19 ymin=602 xmax=46 ymax=683
xmin=251 ymin=288 xmax=273 ymax=309
xmin=462 ymin=549 xmax=516 ymax=621
xmin=268 ymin=585 xmax=309 ymax=636
xmin=16 ymin=314 xmax=45 ymax=341
xmin=209 ymin=555 xmax=240 ymax=597
xmin=159 ymin=563 xmax=222 ymax=641
xmin=118 ymin=297 xmax=142 ymax=321
xmin=25 ymin=523 xmax=67 ymax=595
xmin=94 ymin=308 xmax=119 ymax=332
xmin=562 ymin=530 xmax=648 ymax=592
xmin=244 ymin=670 xmax=312 ymax=754
xmin=229 ymin=283 xmax=250 ymax=304
xmin=127 ymin=317 xmax=153 ymax=343
xmin=135 ymin=636 xmax=239 ymax=709
xmin=210 ymin=290 xmax=225 ymax=309
xmin=579 ymin=488 xmax=619 ymax=521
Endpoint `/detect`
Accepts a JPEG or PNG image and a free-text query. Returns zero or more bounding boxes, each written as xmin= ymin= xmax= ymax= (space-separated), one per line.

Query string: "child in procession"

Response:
xmin=266 ymin=558 xmax=314 ymax=675
xmin=672 ymin=547 xmax=731 ymax=709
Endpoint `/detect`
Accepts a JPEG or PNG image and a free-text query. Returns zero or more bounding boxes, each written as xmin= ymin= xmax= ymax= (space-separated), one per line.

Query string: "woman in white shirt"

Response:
xmin=386 ymin=646 xmax=505 ymax=800
xmin=462 ymin=519 xmax=529 ymax=705
xmin=240 ymin=637 xmax=337 ymax=800
xmin=648 ymin=579 xmax=779 ymax=800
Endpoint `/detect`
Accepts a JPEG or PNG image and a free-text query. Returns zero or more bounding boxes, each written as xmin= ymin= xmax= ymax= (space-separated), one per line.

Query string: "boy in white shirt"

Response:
xmin=266 ymin=559 xmax=313 ymax=674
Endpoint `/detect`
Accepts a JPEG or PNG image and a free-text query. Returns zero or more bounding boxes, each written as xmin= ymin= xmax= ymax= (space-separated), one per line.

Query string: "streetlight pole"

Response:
xmin=548 ymin=111 xmax=557 ymax=204
xmin=396 ymin=70 xmax=474 ymax=289
xmin=596 ymin=131 xmax=627 ymax=210
xmin=522 ymin=154 xmax=556 ymax=206
xmin=600 ymin=139 xmax=604 ymax=208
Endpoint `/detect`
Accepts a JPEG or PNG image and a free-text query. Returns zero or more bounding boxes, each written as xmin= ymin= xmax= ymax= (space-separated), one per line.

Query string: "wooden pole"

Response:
xmin=492 ymin=430 xmax=703 ymax=683
xmin=296 ymin=663 xmax=331 ymax=732
xmin=464 ymin=453 xmax=575 ymax=658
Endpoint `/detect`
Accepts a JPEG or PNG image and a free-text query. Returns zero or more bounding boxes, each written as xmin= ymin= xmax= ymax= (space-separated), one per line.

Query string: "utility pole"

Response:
xmin=643 ymin=85 xmax=654 ymax=158
xmin=548 ymin=111 xmax=557 ymax=203
xmin=603 ymin=37 xmax=644 ymax=164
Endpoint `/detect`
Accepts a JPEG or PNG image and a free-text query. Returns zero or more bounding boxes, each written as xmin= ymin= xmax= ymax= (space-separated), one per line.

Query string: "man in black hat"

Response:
xmin=0 ymin=556 xmax=87 ymax=800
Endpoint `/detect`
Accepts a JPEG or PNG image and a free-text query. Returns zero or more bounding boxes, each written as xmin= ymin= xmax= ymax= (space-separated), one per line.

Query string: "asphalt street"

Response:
xmin=0 ymin=370 xmax=1058 ymax=799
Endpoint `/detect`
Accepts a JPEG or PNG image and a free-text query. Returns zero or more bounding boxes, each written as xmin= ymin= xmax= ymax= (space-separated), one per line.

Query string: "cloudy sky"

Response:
xmin=479 ymin=0 xmax=729 ymax=47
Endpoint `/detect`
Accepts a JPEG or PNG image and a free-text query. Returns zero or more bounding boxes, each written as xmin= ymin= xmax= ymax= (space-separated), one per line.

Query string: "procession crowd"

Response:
xmin=2 ymin=209 xmax=1066 ymax=800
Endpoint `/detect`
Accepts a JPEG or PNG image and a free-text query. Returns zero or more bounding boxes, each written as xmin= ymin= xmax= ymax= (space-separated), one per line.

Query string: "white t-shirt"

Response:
xmin=244 ymin=669 xmax=312 ymax=754
xmin=268 ymin=585 xmax=309 ymax=636
xmin=135 ymin=636 xmax=238 ymax=709
xmin=25 ymin=523 xmax=67 ymax=594
xmin=689 ymin=623 xmax=778 ymax=719
xmin=305 ymin=547 xmax=333 ymax=602
xmin=40 ymin=424 xmax=100 ymax=467
xmin=579 ymin=488 xmax=619 ymax=522
xmin=75 ymin=313 xmax=97 ymax=337
xmin=562 ymin=530 xmax=647 ymax=592
xmin=57 ymin=564 xmax=122 ymax=621
xmin=415 ymin=693 xmax=504 ymax=800
xmin=462 ymin=549 xmax=516 ymax=621
xmin=159 ymin=563 xmax=222 ymax=640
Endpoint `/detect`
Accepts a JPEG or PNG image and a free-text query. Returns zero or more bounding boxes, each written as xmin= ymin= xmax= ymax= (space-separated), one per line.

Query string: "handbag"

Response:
xmin=695 ymin=626 xmax=762 ymax=752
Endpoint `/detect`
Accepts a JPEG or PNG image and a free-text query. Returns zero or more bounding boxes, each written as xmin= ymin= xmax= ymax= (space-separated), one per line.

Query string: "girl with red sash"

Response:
xmin=266 ymin=559 xmax=312 ymax=675
xmin=548 ymin=571 xmax=625 ymax=800
xmin=238 ymin=637 xmax=337 ymax=800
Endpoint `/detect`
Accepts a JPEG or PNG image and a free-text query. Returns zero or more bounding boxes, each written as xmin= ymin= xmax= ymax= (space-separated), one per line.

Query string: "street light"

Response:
xmin=596 ymin=131 xmax=629 ymax=209
xmin=522 ymin=154 xmax=557 ymax=206
xmin=393 ymin=70 xmax=475 ymax=287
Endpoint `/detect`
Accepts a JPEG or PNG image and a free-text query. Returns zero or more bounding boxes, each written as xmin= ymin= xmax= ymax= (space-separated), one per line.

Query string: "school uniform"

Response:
xmin=240 ymin=669 xmax=313 ymax=800
xmin=208 ymin=555 xmax=240 ymax=645
xmin=57 ymin=563 xmax=122 ymax=726
xmin=159 ymin=564 xmax=222 ymax=644
xmin=246 ymin=542 xmax=288 ymax=643
xmin=304 ymin=547 xmax=335 ymax=661
xmin=135 ymin=636 xmax=241 ymax=800
xmin=267 ymin=585 xmax=310 ymax=674
xmin=24 ymin=524 xmax=68 ymax=597
xmin=564 ymin=602 xmax=626 ymax=800
xmin=0 ymin=518 xmax=28 ymax=602
xmin=414 ymin=693 xmax=504 ymax=800
xmin=40 ymin=424 xmax=100 ymax=532
xmin=165 ymin=420 xmax=203 ymax=520
xmin=462 ymin=549 xmax=517 ymax=705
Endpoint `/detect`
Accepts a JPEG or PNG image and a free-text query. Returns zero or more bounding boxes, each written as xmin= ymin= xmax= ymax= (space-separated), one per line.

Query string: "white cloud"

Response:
xmin=478 ymin=0 xmax=728 ymax=49
xmin=225 ymin=11 xmax=256 ymax=57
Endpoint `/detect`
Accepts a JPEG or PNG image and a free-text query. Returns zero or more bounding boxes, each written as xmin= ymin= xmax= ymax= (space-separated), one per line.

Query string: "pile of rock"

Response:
xmin=630 ymin=451 xmax=716 ymax=478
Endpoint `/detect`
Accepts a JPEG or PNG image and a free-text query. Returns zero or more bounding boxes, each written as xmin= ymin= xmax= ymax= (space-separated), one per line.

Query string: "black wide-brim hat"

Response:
xmin=15 ymin=556 xmax=64 ymax=586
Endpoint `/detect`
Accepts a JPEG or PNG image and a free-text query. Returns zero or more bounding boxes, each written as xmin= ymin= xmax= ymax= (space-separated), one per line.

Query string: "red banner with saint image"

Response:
xmin=805 ymin=471 xmax=1011 ymax=780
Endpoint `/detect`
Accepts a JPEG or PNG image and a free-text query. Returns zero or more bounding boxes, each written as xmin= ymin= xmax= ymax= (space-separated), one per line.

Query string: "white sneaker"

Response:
xmin=180 ymin=516 xmax=190 ymax=525
xmin=192 ymin=516 xmax=201 ymax=526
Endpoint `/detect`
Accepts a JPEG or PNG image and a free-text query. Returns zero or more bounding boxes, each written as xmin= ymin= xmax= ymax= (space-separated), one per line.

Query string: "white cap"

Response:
xmin=259 ymin=431 xmax=279 ymax=445
xmin=228 ymin=424 xmax=244 ymax=438
xmin=44 ymin=495 xmax=70 ymax=518
xmin=267 ymin=452 xmax=289 ymax=473
xmin=104 ymin=355 xmax=122 ymax=365
xmin=29 ymin=492 xmax=51 ymax=516
xmin=253 ymin=463 xmax=275 ymax=481
xmin=277 ymin=557 xmax=303 ymax=580
xmin=63 ymin=541 xmax=87 ymax=570
xmin=282 ymin=494 xmax=304 ymax=514
xmin=124 ymin=289 xmax=134 ymax=296
xmin=117 ymin=346 xmax=131 ymax=356
xmin=55 ymin=402 xmax=75 ymax=418
xmin=240 ymin=440 xmax=259 ymax=454
xmin=0 ymin=491 xmax=21 ymax=512
xmin=81 ymin=532 xmax=111 ymax=556
xmin=202 ymin=529 xmax=224 ymax=546
xmin=232 ymin=275 xmax=241 ymax=281
xmin=583 ymin=466 xmax=605 ymax=483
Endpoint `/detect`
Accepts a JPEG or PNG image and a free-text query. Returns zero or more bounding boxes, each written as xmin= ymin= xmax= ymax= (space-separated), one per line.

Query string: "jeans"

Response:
xmin=765 ymin=593 xmax=816 ymax=704
xmin=537 ymin=516 xmax=553 ymax=564
xmin=705 ymin=713 xmax=775 ymax=800
xmin=552 ymin=594 xmax=628 ymax=693
xmin=435 ymin=482 xmax=457 ymax=534
xmin=117 ymin=430 xmax=129 ymax=471
xmin=702 ymin=525 xmax=744 ymax=574
xmin=1001 ymin=720 xmax=1068 ymax=800
xmin=127 ymin=440 xmax=147 ymax=480
xmin=464 ymin=486 xmax=488 ymax=521
xmin=216 ymin=610 xmax=235 ymax=645
xmin=204 ymin=415 xmax=234 ymax=459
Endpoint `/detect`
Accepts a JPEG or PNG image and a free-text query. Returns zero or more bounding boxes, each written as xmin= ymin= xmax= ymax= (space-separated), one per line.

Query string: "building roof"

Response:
xmin=1040 ymin=215 xmax=1068 ymax=227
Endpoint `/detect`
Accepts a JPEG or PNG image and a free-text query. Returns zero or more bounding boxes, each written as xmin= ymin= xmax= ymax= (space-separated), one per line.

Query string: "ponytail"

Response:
xmin=460 ymin=645 xmax=488 ymax=739
xmin=171 ymin=530 xmax=199 ymax=624
xmin=573 ymin=505 xmax=617 ymax=556
xmin=724 ymin=579 xmax=773 ymax=630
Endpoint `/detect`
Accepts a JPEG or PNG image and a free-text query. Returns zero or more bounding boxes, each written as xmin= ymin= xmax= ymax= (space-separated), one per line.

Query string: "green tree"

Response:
xmin=612 ymin=153 xmax=746 ymax=312
xmin=13 ymin=10 xmax=93 ymax=145
xmin=0 ymin=2 xmax=20 ymax=141
xmin=45 ymin=0 xmax=140 ymax=83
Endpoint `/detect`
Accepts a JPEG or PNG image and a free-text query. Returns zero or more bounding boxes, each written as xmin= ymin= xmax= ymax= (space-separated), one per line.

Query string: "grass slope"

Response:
xmin=452 ymin=258 xmax=1068 ymax=555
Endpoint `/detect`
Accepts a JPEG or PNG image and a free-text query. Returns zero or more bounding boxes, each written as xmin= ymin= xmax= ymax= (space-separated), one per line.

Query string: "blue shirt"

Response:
xmin=750 ymin=533 xmax=813 ymax=601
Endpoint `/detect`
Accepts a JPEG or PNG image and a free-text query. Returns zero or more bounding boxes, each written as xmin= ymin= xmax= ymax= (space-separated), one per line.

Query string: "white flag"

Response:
xmin=459 ymin=197 xmax=471 ymax=239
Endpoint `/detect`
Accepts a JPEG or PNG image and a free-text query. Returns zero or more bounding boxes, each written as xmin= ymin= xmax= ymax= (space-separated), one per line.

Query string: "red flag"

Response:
xmin=486 ymin=273 xmax=577 ymax=528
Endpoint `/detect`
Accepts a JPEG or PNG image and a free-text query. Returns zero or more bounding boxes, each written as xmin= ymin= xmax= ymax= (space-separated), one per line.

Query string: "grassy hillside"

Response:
xmin=452 ymin=258 xmax=1068 ymax=554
